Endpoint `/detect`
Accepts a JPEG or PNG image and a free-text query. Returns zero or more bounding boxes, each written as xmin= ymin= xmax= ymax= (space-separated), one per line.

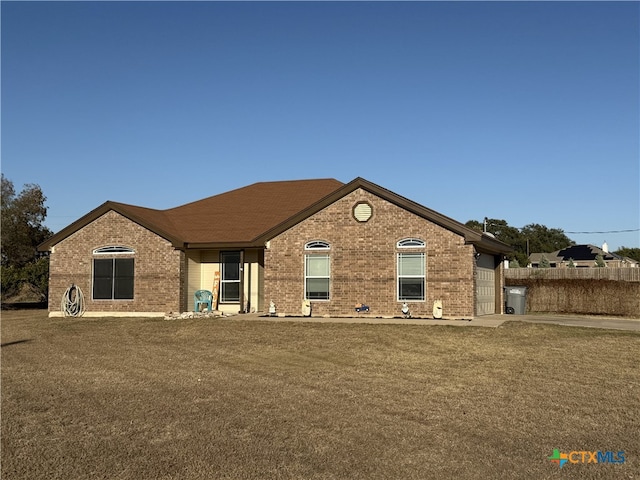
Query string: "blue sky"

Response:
xmin=2 ymin=1 xmax=639 ymax=251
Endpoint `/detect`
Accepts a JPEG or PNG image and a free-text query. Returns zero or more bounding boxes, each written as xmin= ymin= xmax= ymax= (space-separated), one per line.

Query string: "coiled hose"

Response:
xmin=61 ymin=284 xmax=85 ymax=317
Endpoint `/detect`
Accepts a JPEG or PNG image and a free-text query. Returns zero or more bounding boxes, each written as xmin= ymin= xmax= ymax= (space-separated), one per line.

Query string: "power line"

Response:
xmin=483 ymin=219 xmax=639 ymax=235
xmin=564 ymin=229 xmax=640 ymax=234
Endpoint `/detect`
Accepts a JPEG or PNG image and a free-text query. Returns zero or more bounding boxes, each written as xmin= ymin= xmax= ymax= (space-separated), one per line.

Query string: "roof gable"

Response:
xmin=255 ymin=177 xmax=512 ymax=254
xmin=37 ymin=201 xmax=184 ymax=251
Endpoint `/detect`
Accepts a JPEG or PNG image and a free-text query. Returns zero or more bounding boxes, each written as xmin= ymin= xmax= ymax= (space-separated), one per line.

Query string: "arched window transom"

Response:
xmin=397 ymin=238 xmax=425 ymax=248
xmin=93 ymin=246 xmax=135 ymax=255
xmin=305 ymin=241 xmax=331 ymax=250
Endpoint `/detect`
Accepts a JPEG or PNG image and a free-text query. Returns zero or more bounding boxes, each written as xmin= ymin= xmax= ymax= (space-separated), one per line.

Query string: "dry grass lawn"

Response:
xmin=2 ymin=310 xmax=638 ymax=479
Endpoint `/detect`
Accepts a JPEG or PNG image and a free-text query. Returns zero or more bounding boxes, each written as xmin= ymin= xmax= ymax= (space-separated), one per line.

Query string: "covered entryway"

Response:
xmin=475 ymin=253 xmax=496 ymax=315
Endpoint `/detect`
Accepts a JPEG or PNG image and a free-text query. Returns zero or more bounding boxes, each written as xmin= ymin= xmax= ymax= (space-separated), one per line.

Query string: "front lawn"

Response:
xmin=2 ymin=311 xmax=638 ymax=479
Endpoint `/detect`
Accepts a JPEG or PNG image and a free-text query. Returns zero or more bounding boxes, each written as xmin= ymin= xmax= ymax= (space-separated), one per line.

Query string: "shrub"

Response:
xmin=1 ymin=257 xmax=49 ymax=301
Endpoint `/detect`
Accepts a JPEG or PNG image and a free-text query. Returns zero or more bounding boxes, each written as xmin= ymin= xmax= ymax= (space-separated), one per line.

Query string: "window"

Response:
xmin=93 ymin=258 xmax=134 ymax=300
xmin=93 ymin=246 xmax=135 ymax=255
xmin=397 ymin=252 xmax=425 ymax=301
xmin=221 ymin=251 xmax=241 ymax=303
xmin=305 ymin=254 xmax=330 ymax=300
xmin=93 ymin=246 xmax=135 ymax=300
xmin=304 ymin=241 xmax=330 ymax=300
xmin=305 ymin=241 xmax=330 ymax=250
xmin=397 ymin=238 xmax=425 ymax=248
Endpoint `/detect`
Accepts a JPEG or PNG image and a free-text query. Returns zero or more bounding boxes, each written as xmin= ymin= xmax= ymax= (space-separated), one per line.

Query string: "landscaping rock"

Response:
xmin=164 ymin=310 xmax=227 ymax=320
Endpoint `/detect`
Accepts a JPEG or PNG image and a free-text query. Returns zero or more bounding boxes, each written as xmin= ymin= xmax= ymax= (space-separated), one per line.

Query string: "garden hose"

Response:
xmin=61 ymin=284 xmax=85 ymax=317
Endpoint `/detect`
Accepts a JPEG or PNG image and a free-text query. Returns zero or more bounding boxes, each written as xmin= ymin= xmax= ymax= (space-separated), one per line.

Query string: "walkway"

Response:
xmin=238 ymin=312 xmax=640 ymax=331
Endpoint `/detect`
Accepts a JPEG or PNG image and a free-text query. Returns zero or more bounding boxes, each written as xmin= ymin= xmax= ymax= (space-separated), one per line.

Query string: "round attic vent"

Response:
xmin=353 ymin=202 xmax=372 ymax=222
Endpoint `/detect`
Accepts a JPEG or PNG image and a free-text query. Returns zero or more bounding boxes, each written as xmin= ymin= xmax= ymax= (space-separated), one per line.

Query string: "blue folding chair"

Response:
xmin=194 ymin=290 xmax=213 ymax=312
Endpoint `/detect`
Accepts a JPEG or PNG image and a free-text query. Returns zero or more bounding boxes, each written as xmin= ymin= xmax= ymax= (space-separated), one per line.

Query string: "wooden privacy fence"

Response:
xmin=505 ymin=267 xmax=640 ymax=282
xmin=504 ymin=278 xmax=640 ymax=317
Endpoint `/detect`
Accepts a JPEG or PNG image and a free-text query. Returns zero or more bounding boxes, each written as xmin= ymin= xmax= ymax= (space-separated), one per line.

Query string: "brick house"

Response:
xmin=39 ymin=177 xmax=512 ymax=318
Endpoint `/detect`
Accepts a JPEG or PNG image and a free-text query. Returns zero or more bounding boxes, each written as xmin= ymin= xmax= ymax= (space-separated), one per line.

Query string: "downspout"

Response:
xmin=495 ymin=254 xmax=502 ymax=314
xmin=246 ymin=256 xmax=252 ymax=313
xmin=239 ymin=249 xmax=245 ymax=314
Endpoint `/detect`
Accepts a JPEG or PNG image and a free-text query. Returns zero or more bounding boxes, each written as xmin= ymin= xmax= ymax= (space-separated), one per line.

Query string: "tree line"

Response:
xmin=1 ymin=175 xmax=52 ymax=301
xmin=465 ymin=218 xmax=640 ymax=267
xmin=2 ymin=175 xmax=639 ymax=302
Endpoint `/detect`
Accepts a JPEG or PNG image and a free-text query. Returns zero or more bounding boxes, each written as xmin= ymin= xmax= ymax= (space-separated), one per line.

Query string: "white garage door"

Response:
xmin=476 ymin=254 xmax=495 ymax=316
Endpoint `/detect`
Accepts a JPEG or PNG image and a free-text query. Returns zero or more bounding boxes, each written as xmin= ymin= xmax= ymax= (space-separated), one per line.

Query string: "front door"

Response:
xmin=220 ymin=251 xmax=241 ymax=303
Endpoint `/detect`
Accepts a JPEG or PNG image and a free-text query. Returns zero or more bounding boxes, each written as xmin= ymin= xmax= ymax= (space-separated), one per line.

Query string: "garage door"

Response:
xmin=476 ymin=254 xmax=495 ymax=316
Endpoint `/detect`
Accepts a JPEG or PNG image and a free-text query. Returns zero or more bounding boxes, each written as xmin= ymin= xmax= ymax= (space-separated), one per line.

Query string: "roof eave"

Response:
xmin=184 ymin=241 xmax=264 ymax=250
xmin=470 ymin=234 xmax=514 ymax=255
xmin=37 ymin=202 xmax=185 ymax=251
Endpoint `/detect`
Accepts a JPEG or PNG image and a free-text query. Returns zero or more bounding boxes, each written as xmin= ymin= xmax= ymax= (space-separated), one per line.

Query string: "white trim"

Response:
xmin=93 ymin=246 xmax=135 ymax=255
xmin=305 ymin=240 xmax=331 ymax=250
xmin=304 ymin=253 xmax=330 ymax=300
xmin=49 ymin=311 xmax=164 ymax=318
xmin=397 ymin=238 xmax=425 ymax=248
xmin=397 ymin=252 xmax=426 ymax=301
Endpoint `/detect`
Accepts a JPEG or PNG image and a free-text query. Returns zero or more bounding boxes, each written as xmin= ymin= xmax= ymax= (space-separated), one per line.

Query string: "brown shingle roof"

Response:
xmin=39 ymin=179 xmax=344 ymax=250
xmin=38 ymin=177 xmax=512 ymax=255
xmin=164 ymin=179 xmax=345 ymax=244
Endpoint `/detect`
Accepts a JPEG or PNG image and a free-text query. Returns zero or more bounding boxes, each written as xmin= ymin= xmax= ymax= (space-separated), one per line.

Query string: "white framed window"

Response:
xmin=305 ymin=240 xmax=330 ymax=250
xmin=305 ymin=254 xmax=330 ymax=300
xmin=397 ymin=252 xmax=425 ymax=301
xmin=93 ymin=246 xmax=135 ymax=255
xmin=397 ymin=238 xmax=425 ymax=248
xmin=92 ymin=247 xmax=135 ymax=300
xmin=220 ymin=251 xmax=241 ymax=303
xmin=304 ymin=241 xmax=330 ymax=300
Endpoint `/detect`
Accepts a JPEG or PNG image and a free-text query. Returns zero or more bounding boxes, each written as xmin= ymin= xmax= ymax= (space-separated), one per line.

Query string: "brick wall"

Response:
xmin=48 ymin=211 xmax=183 ymax=314
xmin=264 ymin=189 xmax=476 ymax=318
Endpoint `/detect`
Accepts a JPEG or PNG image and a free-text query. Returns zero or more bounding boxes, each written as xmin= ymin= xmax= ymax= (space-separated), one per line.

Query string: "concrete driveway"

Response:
xmin=496 ymin=313 xmax=640 ymax=332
